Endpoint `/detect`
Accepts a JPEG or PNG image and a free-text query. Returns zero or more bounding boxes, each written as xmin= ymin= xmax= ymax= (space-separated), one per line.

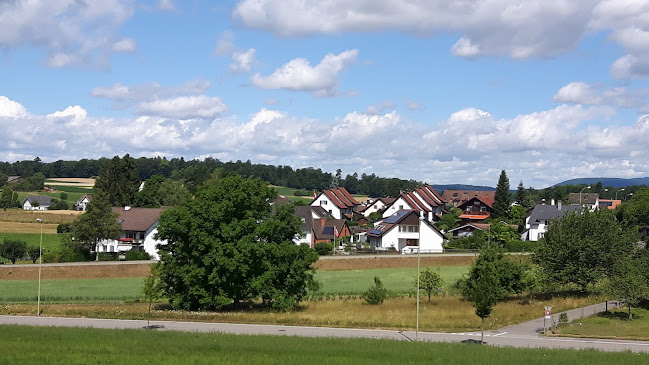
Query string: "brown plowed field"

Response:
xmin=0 ymin=256 xmax=477 ymax=280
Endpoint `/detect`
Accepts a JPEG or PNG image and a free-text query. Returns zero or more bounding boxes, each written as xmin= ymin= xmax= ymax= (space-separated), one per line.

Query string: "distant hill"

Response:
xmin=554 ymin=177 xmax=649 ymax=188
xmin=431 ymin=184 xmax=495 ymax=192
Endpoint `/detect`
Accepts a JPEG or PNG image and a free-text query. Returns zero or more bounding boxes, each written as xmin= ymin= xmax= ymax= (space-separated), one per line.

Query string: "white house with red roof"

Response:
xmin=310 ymin=187 xmax=360 ymax=220
xmin=382 ymin=185 xmax=444 ymax=221
xmin=367 ymin=210 xmax=445 ymax=254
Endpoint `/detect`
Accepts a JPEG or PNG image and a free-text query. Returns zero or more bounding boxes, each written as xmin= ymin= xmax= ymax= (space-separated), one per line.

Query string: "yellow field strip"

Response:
xmin=0 ymin=222 xmax=59 ymax=234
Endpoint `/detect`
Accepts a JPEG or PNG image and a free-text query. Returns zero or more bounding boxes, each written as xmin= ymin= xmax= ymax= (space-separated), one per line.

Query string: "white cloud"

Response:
xmin=554 ymin=82 xmax=649 ymax=108
xmin=406 ymin=99 xmax=424 ymax=111
xmin=214 ymin=31 xmax=235 ymax=56
xmin=365 ymin=101 xmax=396 ymax=115
xmin=91 ymin=79 xmax=212 ymax=103
xmin=0 ymin=0 xmax=135 ymax=68
xmin=157 ymin=0 xmax=177 ymax=12
xmin=136 ymin=95 xmax=228 ymax=119
xmin=233 ymin=0 xmax=649 ymax=78
xmin=112 ymin=38 xmax=137 ymax=53
xmin=230 ymin=48 xmax=256 ymax=72
xmin=4 ymin=94 xmax=649 ymax=187
xmin=250 ymin=49 xmax=358 ymax=96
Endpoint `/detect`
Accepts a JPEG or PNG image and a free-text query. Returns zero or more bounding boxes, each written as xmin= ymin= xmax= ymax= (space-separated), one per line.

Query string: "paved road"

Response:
xmin=2 ymin=302 xmax=648 ymax=353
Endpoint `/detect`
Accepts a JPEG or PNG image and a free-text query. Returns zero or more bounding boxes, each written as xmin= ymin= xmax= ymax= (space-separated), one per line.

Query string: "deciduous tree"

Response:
xmin=1 ymin=239 xmax=27 ymax=264
xmin=413 ymin=268 xmax=443 ymax=302
xmin=71 ymin=190 xmax=122 ymax=260
xmin=156 ymin=175 xmax=318 ymax=310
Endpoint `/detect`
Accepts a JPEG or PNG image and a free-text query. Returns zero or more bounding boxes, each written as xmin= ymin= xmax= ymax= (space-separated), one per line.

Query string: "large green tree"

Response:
xmin=156 ymin=175 xmax=318 ymax=311
xmin=94 ymin=154 xmax=140 ymax=207
xmin=1 ymin=239 xmax=27 ymax=264
xmin=493 ymin=170 xmax=511 ymax=219
xmin=606 ymin=254 xmax=649 ymax=319
xmin=515 ymin=180 xmax=526 ymax=206
xmin=535 ymin=209 xmax=638 ymax=291
xmin=71 ymin=190 xmax=122 ymax=260
xmin=0 ymin=186 xmax=13 ymax=211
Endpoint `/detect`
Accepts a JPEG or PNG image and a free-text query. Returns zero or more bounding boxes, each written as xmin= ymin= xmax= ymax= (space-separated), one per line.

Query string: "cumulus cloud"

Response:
xmin=0 ymin=0 xmax=135 ymax=68
xmin=230 ymin=48 xmax=256 ymax=72
xmin=157 ymin=0 xmax=177 ymax=12
xmin=406 ymin=99 xmax=424 ymax=111
xmin=136 ymin=95 xmax=228 ymax=119
xmin=4 ymin=95 xmax=649 ymax=187
xmin=233 ymin=0 xmax=649 ymax=78
xmin=251 ymin=49 xmax=358 ymax=96
xmin=554 ymin=82 xmax=649 ymax=109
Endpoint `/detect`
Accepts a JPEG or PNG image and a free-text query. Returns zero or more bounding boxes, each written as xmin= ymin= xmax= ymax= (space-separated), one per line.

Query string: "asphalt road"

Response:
xmin=2 ymin=309 xmax=648 ymax=353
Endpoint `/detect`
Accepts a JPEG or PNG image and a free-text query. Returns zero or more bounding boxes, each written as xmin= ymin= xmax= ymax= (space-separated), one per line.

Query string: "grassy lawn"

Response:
xmin=0 ymin=209 xmax=80 ymax=224
xmin=556 ymin=307 xmax=649 ymax=340
xmin=315 ymin=266 xmax=469 ymax=295
xmin=1 ymin=325 xmax=644 ymax=365
xmin=0 ymin=277 xmax=145 ymax=303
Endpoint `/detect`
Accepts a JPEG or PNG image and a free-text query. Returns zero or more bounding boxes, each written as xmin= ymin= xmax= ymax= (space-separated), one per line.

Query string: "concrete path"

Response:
xmin=1 ymin=300 xmax=648 ymax=353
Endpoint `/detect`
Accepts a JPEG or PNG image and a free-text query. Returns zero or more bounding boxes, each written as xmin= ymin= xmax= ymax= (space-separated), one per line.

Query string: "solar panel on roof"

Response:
xmin=384 ymin=210 xmax=408 ymax=224
xmin=369 ymin=229 xmax=383 ymax=235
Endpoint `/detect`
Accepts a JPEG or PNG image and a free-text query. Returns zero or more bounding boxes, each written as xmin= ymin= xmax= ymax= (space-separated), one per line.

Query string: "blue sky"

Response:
xmin=2 ymin=0 xmax=649 ymax=188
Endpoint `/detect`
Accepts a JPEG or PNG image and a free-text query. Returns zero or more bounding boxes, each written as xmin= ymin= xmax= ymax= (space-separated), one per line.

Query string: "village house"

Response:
xmin=367 ymin=210 xmax=445 ymax=254
xmin=598 ymin=199 xmax=621 ymax=210
xmin=96 ymin=206 xmax=168 ymax=260
xmin=310 ymin=187 xmax=360 ymax=220
xmin=358 ymin=197 xmax=396 ymax=217
xmin=74 ymin=195 xmax=92 ymax=211
xmin=381 ymin=185 xmax=444 ymax=221
xmin=457 ymin=196 xmax=494 ymax=225
xmin=447 ymin=223 xmax=491 ymax=238
xmin=521 ymin=202 xmax=581 ymax=241
xmin=441 ymin=190 xmax=495 ymax=207
xmin=567 ymin=193 xmax=599 ymax=210
xmin=22 ymin=195 xmax=52 ymax=211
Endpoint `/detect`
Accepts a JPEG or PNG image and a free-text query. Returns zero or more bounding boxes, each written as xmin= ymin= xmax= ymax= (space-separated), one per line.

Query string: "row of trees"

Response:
xmin=0 ymin=239 xmax=40 ymax=264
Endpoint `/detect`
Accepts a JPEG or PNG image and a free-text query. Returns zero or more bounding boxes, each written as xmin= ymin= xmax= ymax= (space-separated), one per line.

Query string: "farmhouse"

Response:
xmin=367 ymin=210 xmax=445 ymax=254
xmin=22 ymin=195 xmax=52 ymax=211
xmin=74 ymin=195 xmax=92 ymax=211
xmin=96 ymin=206 xmax=168 ymax=260
xmin=457 ymin=196 xmax=494 ymax=224
xmin=311 ymin=187 xmax=360 ymax=219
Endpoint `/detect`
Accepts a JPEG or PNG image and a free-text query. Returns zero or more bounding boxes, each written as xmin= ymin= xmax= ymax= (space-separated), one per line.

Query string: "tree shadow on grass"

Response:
xmin=152 ymin=301 xmax=309 ymax=313
xmin=597 ymin=310 xmax=642 ymax=321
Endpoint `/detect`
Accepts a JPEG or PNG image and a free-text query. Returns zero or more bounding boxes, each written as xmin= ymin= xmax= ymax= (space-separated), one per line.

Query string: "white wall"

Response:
xmin=311 ymin=194 xmax=341 ymax=219
xmin=382 ymin=197 xmax=410 ymax=218
xmin=363 ymin=200 xmax=387 ymax=217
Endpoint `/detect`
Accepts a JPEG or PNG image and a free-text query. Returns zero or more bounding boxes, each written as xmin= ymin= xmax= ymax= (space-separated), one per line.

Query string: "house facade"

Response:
xmin=311 ymin=187 xmax=359 ymax=220
xmin=367 ymin=210 xmax=444 ymax=254
xmin=447 ymin=223 xmax=490 ymax=238
xmin=457 ymin=196 xmax=494 ymax=224
xmin=360 ymin=197 xmax=396 ymax=217
xmin=294 ymin=205 xmax=333 ymax=246
xmin=382 ymin=185 xmax=444 ymax=221
xmin=567 ymin=193 xmax=599 ymax=210
xmin=97 ymin=206 xmax=168 ymax=260
xmin=74 ymin=195 xmax=92 ymax=211
xmin=522 ymin=202 xmax=581 ymax=241
xmin=22 ymin=195 xmax=52 ymax=211
xmin=441 ymin=190 xmax=495 ymax=207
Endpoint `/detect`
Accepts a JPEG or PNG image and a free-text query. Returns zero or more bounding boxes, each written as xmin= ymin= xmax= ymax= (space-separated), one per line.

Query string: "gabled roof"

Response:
xmin=367 ymin=210 xmax=443 ymax=237
xmin=7 ymin=176 xmax=22 ymax=183
xmin=362 ymin=197 xmax=396 ymax=212
xmin=415 ymin=185 xmax=444 ymax=207
xmin=527 ymin=204 xmax=582 ymax=223
xmin=23 ymin=195 xmax=52 ymax=206
xmin=458 ymin=196 xmax=495 ymax=210
xmin=295 ymin=206 xmax=334 ymax=231
xmin=112 ymin=207 xmax=168 ymax=232
xmin=442 ymin=190 xmax=495 ymax=205
xmin=447 ymin=223 xmax=491 ymax=233
xmin=317 ymin=187 xmax=360 ymax=209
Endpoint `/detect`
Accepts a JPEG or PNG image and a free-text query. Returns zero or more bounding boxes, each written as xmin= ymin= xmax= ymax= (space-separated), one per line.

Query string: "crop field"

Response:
xmin=0 ymin=232 xmax=61 ymax=253
xmin=0 ymin=221 xmax=58 ymax=234
xmin=0 ymin=209 xmax=80 ymax=224
xmin=0 ymin=277 xmax=145 ymax=303
xmin=315 ymin=266 xmax=469 ymax=295
xmin=2 ymin=325 xmax=645 ymax=365
xmin=44 ymin=178 xmax=95 ymax=187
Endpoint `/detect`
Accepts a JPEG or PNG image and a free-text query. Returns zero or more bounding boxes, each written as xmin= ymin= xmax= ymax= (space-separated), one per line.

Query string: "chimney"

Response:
xmin=551 ymin=198 xmax=555 ymax=206
xmin=558 ymin=200 xmax=562 ymax=210
xmin=428 ymin=211 xmax=433 ymax=221
xmin=320 ymin=218 xmax=326 ymax=227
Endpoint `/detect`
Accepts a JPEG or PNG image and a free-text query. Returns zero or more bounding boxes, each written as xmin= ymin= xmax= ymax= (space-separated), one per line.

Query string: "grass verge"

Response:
xmin=0 ymin=232 xmax=61 ymax=253
xmin=2 ymin=325 xmax=646 ymax=365
xmin=555 ymin=307 xmax=649 ymax=340
xmin=0 ymin=277 xmax=145 ymax=303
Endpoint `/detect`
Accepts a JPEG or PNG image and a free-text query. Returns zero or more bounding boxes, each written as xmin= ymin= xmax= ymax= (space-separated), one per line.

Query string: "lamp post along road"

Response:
xmin=615 ymin=188 xmax=625 ymax=200
xmin=416 ymin=215 xmax=423 ymax=341
xmin=36 ymin=218 xmax=43 ymax=316
xmin=579 ymin=186 xmax=591 ymax=205
xmin=626 ymin=193 xmax=634 ymax=201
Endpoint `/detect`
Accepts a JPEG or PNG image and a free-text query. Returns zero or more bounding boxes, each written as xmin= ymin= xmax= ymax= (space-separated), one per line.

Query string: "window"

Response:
xmin=466 ymin=206 xmax=473 ymax=212
xmin=399 ymin=205 xmax=404 ymax=209
xmin=321 ymin=200 xmax=327 ymax=205
xmin=480 ymin=206 xmax=487 ymax=212
xmin=408 ymin=226 xmax=419 ymax=233
xmin=453 ymin=193 xmax=458 ymax=197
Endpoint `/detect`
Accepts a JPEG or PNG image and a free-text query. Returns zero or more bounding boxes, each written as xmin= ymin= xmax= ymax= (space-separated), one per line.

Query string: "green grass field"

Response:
xmin=0 ymin=325 xmax=646 ymax=365
xmin=0 ymin=232 xmax=61 ymax=252
xmin=314 ymin=266 xmax=469 ymax=295
xmin=557 ymin=307 xmax=649 ymax=340
xmin=0 ymin=277 xmax=145 ymax=303
xmin=16 ymin=190 xmax=86 ymax=206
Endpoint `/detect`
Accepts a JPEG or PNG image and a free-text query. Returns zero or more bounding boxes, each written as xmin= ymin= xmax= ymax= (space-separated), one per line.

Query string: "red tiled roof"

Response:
xmin=442 ymin=190 xmax=495 ymax=205
xmin=458 ymin=214 xmax=490 ymax=220
xmin=321 ymin=187 xmax=360 ymax=209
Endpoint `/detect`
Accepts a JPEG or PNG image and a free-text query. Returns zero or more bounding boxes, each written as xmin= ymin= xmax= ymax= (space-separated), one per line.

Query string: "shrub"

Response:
xmin=506 ymin=240 xmax=538 ymax=252
xmin=125 ymin=249 xmax=152 ymax=261
xmin=98 ymin=252 xmax=119 ymax=261
xmin=364 ymin=276 xmax=387 ymax=305
xmin=293 ymin=189 xmax=311 ymax=197
xmin=41 ymin=251 xmax=59 ymax=263
xmin=314 ymin=242 xmax=333 ymax=256
xmin=49 ymin=199 xmax=70 ymax=210
xmin=56 ymin=223 xmax=72 ymax=234
xmin=60 ymin=192 xmax=68 ymax=200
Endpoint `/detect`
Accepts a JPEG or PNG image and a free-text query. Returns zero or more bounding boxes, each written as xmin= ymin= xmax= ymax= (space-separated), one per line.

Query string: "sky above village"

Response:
xmin=2 ymin=0 xmax=649 ymax=188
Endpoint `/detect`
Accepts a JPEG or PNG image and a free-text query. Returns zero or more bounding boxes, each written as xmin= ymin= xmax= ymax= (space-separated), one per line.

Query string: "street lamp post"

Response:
xmin=36 ymin=218 xmax=43 ymax=316
xmin=416 ymin=216 xmax=423 ymax=341
xmin=579 ymin=186 xmax=591 ymax=205
xmin=616 ymin=188 xmax=626 ymax=200
xmin=626 ymin=193 xmax=634 ymax=201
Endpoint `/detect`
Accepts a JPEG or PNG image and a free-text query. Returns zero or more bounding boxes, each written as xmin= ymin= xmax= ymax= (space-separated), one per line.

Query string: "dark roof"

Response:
xmin=441 ymin=190 xmax=495 ymax=206
xmin=527 ymin=204 xmax=582 ymax=223
xmin=458 ymin=196 xmax=495 ymax=209
xmin=567 ymin=193 xmax=599 ymax=205
xmin=313 ymin=219 xmax=347 ymax=240
xmin=295 ymin=206 xmax=334 ymax=231
xmin=112 ymin=207 xmax=168 ymax=232
xmin=23 ymin=195 xmax=52 ymax=206
xmin=367 ymin=209 xmax=444 ymax=238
